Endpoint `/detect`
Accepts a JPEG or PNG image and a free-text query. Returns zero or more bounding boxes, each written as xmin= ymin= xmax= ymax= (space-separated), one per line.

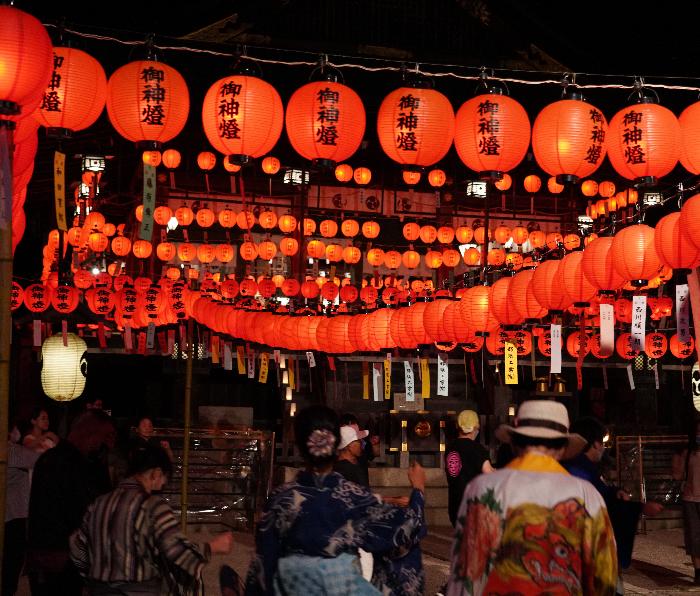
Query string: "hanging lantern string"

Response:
xmin=46 ymin=23 xmax=700 ymax=92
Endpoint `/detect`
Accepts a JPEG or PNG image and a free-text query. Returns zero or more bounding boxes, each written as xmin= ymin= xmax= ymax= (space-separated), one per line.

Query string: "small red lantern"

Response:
xmin=111 ymin=236 xmax=132 ymax=257
xmin=24 ymin=283 xmax=51 ymax=313
xmin=261 ymin=156 xmax=280 ymax=175
xmin=455 ymin=226 xmax=473 ymax=244
xmin=280 ymin=237 xmax=299 ymax=256
xmin=195 ymin=208 xmax=215 ymax=228
xmin=523 ymin=174 xmax=542 ymax=193
xmin=428 ymin=169 xmax=446 ymax=187
xmin=403 ymin=222 xmax=421 ymax=241
xmin=342 ymin=246 xmax=361 ymax=264
xmin=547 ymin=177 xmax=564 ymax=194
xmin=493 ymin=225 xmax=511 ymax=244
xmin=494 ymin=173 xmax=512 ymax=191
xmin=258 ymin=210 xmax=278 ymax=230
xmin=239 ymin=242 xmax=258 ymax=261
xmin=362 ymin=221 xmax=380 ymax=239
xmin=335 ymin=163 xmax=353 ymax=182
xmin=367 ymin=248 xmax=385 ymax=267
xmin=306 ymin=240 xmax=326 ymax=259
xmin=654 ymin=211 xmax=700 ymax=270
xmin=402 ymin=250 xmax=421 ymax=269
xmin=132 ymin=239 xmax=152 ymax=259
xmin=156 ymin=242 xmax=175 ymax=261
xmin=153 ymin=206 xmax=172 ymax=226
xmin=419 ymin=225 xmax=437 ymax=244
xmin=216 ymin=244 xmax=235 ymax=263
xmin=325 ymin=244 xmax=343 ymax=262
xmin=197 ymin=152 xmax=216 ymax=171
xmin=670 ymin=334 xmax=695 ymax=359
xmin=237 ymin=211 xmax=256 ymax=230
xmin=162 ymin=149 xmax=181 ymax=169
xmin=354 ymin=167 xmax=371 ymax=185
xmin=580 ymin=180 xmax=598 ymax=197
xmin=278 ymin=214 xmax=297 ymax=234
xmin=257 ymin=240 xmax=277 ymax=261
xmin=377 ymin=85 xmax=455 ymax=167
xmin=402 ymin=170 xmax=421 ymax=185
xmin=319 ymin=219 xmax=339 ymax=238
xmin=644 ymin=332 xmax=668 ymax=359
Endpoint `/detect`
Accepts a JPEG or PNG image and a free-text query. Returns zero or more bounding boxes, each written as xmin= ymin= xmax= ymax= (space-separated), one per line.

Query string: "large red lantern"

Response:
xmin=285 ymin=79 xmax=365 ymax=166
xmin=679 ymin=193 xmax=700 ymax=250
xmin=454 ymin=91 xmax=530 ymax=178
xmin=510 ymin=270 xmax=547 ymax=321
xmin=581 ymin=236 xmax=625 ymax=293
xmin=0 ymin=6 xmax=53 ymax=116
xmin=202 ymin=74 xmax=283 ymax=163
xmin=377 ymin=84 xmax=455 ymax=167
xmin=557 ymin=251 xmax=597 ymax=306
xmin=531 ymin=259 xmax=572 ymax=312
xmin=34 ymin=47 xmax=107 ymax=135
xmin=610 ymin=224 xmax=661 ymax=286
xmin=532 ymin=97 xmax=608 ymax=183
xmin=679 ymin=100 xmax=700 ymax=174
xmin=490 ymin=276 xmax=524 ymax=326
xmin=106 ymin=59 xmax=189 ymax=145
xmin=606 ymin=99 xmax=681 ymax=184
xmin=654 ymin=211 xmax=700 ymax=270
xmin=459 ymin=285 xmax=496 ymax=334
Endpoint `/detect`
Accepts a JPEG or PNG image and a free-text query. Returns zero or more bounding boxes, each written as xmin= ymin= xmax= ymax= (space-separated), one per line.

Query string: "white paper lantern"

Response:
xmin=41 ymin=333 xmax=88 ymax=402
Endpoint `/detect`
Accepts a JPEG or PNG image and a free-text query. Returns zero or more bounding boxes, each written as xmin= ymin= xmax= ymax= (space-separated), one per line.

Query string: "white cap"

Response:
xmin=338 ymin=425 xmax=369 ymax=450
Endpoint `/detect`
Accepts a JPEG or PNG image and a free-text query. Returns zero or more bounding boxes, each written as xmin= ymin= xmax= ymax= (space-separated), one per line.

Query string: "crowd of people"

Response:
xmin=2 ymin=400 xmax=699 ymax=595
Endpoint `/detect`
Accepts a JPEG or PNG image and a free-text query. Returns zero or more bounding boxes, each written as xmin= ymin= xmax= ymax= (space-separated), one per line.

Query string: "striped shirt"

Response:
xmin=69 ymin=478 xmax=210 ymax=592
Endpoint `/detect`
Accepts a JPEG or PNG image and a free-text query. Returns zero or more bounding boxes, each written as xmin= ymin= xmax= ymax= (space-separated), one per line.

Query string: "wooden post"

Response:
xmin=180 ymin=318 xmax=194 ymax=531
xmin=0 ymin=121 xmax=16 ymax=581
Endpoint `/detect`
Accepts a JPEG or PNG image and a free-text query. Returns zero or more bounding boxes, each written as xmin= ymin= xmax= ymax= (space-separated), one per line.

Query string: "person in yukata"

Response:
xmin=245 ymin=404 xmax=427 ymax=595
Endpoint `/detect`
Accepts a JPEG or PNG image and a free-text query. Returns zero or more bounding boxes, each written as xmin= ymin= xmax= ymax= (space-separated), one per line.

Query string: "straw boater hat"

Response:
xmin=495 ymin=400 xmax=587 ymax=460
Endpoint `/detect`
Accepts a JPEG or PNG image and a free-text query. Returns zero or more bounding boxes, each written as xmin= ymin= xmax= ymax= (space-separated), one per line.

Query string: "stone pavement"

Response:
xmin=15 ymin=525 xmax=699 ymax=595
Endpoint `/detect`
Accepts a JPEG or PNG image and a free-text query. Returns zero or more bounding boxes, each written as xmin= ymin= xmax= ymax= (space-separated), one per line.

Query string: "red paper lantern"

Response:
xmin=581 ymin=179 xmax=598 ymax=197
xmin=301 ymin=280 xmax=320 ymax=299
xmin=490 ymin=276 xmax=524 ymax=326
xmin=494 ymin=173 xmax=512 ymax=191
xmin=10 ymin=282 xmax=24 ymax=311
xmin=223 ymin=156 xmax=241 ymax=173
xmin=566 ymin=332 xmax=591 ymax=359
xmin=670 ymin=334 xmax=695 ymax=359
xmin=402 ymin=250 xmax=421 ymax=269
xmin=353 ymin=167 xmax=371 ymax=185
xmin=319 ymin=219 xmax=338 ymax=238
xmin=487 ymin=248 xmax=506 ymax=266
xmin=455 ymin=226 xmax=473 ymax=244
xmin=557 ymin=251 xmax=597 ymax=306
xmin=342 ymin=246 xmax=361 ymax=264
xmin=202 ymin=74 xmax=283 ymax=161
xmin=34 ymin=47 xmax=106 ymax=134
xmin=216 ymin=244 xmax=234 ymax=263
xmin=511 ymin=226 xmax=529 ymax=245
xmin=258 ymin=210 xmax=278 ymax=230
xmin=340 ymin=219 xmax=359 ymax=238
xmin=286 ymin=80 xmax=365 ymax=165
xmin=547 ymin=177 xmax=564 ymax=194
xmin=454 ymin=92 xmax=530 ymax=177
xmin=616 ymin=333 xmax=638 ymax=360
xmin=367 ymin=248 xmax=385 ymax=267
xmin=581 ymin=236 xmax=625 ymax=293
xmin=153 ymin=206 xmax=172 ymax=226
xmin=197 ymin=151 xmax=216 ymax=171
xmin=428 ymin=169 xmax=446 ymax=187
xmin=335 ymin=163 xmax=353 ymax=182
xmin=257 ymin=240 xmax=277 ymax=261
xmin=258 ymin=278 xmax=277 ymax=298
xmin=239 ymin=241 xmax=258 ymax=261
xmin=278 ymin=214 xmax=297 ymax=233
xmin=280 ymin=237 xmax=299 ymax=256
xmin=459 ymin=285 xmax=496 ymax=334
xmin=106 ymin=60 xmax=189 ymax=145
xmin=654 ymin=211 xmax=700 ymax=270
xmin=679 ymin=100 xmax=700 ymax=174
xmin=403 ymin=222 xmax=421 ymax=241
xmin=340 ymin=285 xmax=358 ymax=303
xmin=306 ymin=239 xmax=326 ymax=259
xmin=237 ymin=211 xmax=256 ymax=230
xmin=563 ymin=234 xmax=581 ymax=250
xmin=679 ymin=193 xmax=700 ymax=250
xmin=493 ymin=225 xmax=511 ymax=244
xmin=325 ymin=244 xmax=343 ymax=262
xmin=132 ymin=239 xmax=152 ymax=259
xmin=111 ymin=235 xmax=131 ymax=257
xmin=162 ymin=149 xmax=181 ymax=169
xmin=463 ymin=247 xmax=481 ymax=266
xmin=531 ymin=259 xmax=572 ymax=312
xmin=175 ymin=206 xmax=194 ymax=226
xmin=510 ymin=270 xmax=547 ymax=321
xmin=177 ymin=243 xmax=195 ymax=262
xmin=362 ymin=221 xmax=380 ymax=239
xmin=442 ymin=249 xmax=461 ymax=268
xmin=523 ymin=174 xmax=542 ymax=193
xmin=532 ymin=98 xmax=608 ymax=182
xmin=423 ymin=296 xmax=453 ymax=342
xmin=419 ymin=225 xmax=437 ymax=244
xmin=239 ymin=279 xmax=259 ymax=297
xmin=24 ymin=283 xmax=51 ymax=313
xmin=402 ymin=170 xmax=421 ymax=185
xmin=359 ymin=286 xmax=378 ymax=305
xmin=261 ymin=156 xmax=280 ymax=175
xmin=85 ymin=287 xmax=114 ymax=315
xmin=607 ymin=101 xmax=681 ymax=184
xmin=377 ymin=85 xmax=455 ymax=167
xmin=644 ymin=332 xmax=668 ymax=359
xmin=281 ymin=278 xmax=300 ymax=297
xmin=321 ymin=281 xmax=339 ymax=301
xmin=195 ymin=208 xmax=215 ymax=228
xmin=384 ymin=250 xmax=402 ymax=269
xmin=425 ymin=250 xmax=443 ymax=269
xmin=610 ymin=224 xmax=661 ymax=285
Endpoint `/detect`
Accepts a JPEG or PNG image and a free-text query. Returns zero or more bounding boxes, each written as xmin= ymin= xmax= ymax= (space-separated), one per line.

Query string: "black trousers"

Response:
xmin=2 ymin=518 xmax=27 ymax=596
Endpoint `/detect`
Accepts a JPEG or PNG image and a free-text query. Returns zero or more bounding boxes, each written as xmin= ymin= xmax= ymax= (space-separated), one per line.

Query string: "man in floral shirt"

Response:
xmin=446 ymin=400 xmax=618 ymax=595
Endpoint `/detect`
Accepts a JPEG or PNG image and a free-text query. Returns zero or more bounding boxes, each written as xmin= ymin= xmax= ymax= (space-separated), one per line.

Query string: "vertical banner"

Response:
xmin=404 ymin=360 xmax=415 ymax=402
xmin=631 ymin=295 xmax=647 ymax=351
xmin=550 ymin=324 xmax=562 ymax=374
xmin=210 ymin=335 xmax=220 ymax=364
xmin=0 ymin=127 xmax=12 ymax=228
xmin=137 ymin=332 xmax=147 ymax=355
xmin=139 ymin=164 xmax=156 ymax=241
xmin=437 ymin=352 xmax=449 ymax=396
xmin=420 ymin=358 xmax=430 ymax=398
xmin=259 ymin=353 xmax=269 ymax=383
xmin=372 ymin=362 xmax=383 ymax=402
xmin=223 ymin=342 xmax=232 ymax=371
xmin=53 ymin=151 xmax=67 ymax=230
xmin=146 ymin=322 xmax=155 ymax=350
xmin=247 ymin=349 xmax=256 ymax=378
xmin=362 ymin=361 xmax=369 ymax=399
xmin=383 ymin=358 xmax=392 ymax=400
xmin=600 ymin=303 xmax=615 ymax=355
xmin=124 ymin=324 xmax=133 ymax=351
xmin=288 ymin=358 xmax=295 ymax=390
xmin=677 ymin=283 xmax=690 ymax=343
xmin=61 ymin=320 xmax=68 ymax=346
xmin=236 ymin=346 xmax=246 ymax=374
xmin=504 ymin=341 xmax=518 ymax=385
xmin=626 ymin=364 xmax=635 ymax=390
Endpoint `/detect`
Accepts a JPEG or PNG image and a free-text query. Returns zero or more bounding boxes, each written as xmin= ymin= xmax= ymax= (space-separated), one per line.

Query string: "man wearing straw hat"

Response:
xmin=445 ymin=400 xmax=618 ymax=595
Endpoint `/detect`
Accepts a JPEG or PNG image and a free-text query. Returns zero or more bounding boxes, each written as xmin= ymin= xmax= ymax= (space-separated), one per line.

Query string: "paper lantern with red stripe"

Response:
xmin=107 ymin=60 xmax=189 ymax=145
xmin=557 ymin=251 xmax=597 ymax=306
xmin=202 ymin=74 xmax=283 ymax=162
xmin=532 ymin=97 xmax=607 ymax=183
xmin=607 ymin=100 xmax=681 ymax=184
xmin=285 ymin=80 xmax=365 ymax=166
xmin=377 ymin=84 xmax=455 ymax=167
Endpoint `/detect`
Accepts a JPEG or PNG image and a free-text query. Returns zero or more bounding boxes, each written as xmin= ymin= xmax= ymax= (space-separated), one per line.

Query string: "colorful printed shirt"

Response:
xmin=245 ymin=470 xmax=426 ymax=596
xmin=446 ymin=452 xmax=618 ymax=596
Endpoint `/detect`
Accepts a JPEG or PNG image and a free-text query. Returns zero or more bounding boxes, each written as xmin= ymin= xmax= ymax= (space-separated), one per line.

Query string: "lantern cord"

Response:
xmin=45 ymin=23 xmax=700 ymax=92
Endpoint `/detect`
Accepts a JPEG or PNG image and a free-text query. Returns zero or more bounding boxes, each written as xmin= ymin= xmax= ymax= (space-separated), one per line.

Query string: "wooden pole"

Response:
xmin=180 ymin=317 xmax=194 ymax=532
xmin=0 ymin=121 xmax=16 ymax=582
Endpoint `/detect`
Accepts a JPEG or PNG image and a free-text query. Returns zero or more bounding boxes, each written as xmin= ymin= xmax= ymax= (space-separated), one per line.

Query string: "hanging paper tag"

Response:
xmin=631 ymin=295 xmax=647 ymax=351
xmin=259 ymin=353 xmax=269 ymax=383
xmin=273 ymin=349 xmax=280 ymax=364
xmin=32 ymin=319 xmax=42 ymax=347
xmin=0 ymin=127 xmax=12 ymax=228
xmin=124 ymin=324 xmax=133 ymax=351
xmin=247 ymin=349 xmax=256 ymax=378
xmin=223 ymin=343 xmax=233 ymax=371
xmin=211 ymin=335 xmax=220 ymax=364
xmin=62 ymin=319 xmax=68 ymax=346
xmin=306 ymin=351 xmax=316 ymax=368
xmin=576 ymin=319 xmax=586 ymax=391
xmin=626 ymin=364 xmax=635 ymax=390
xmin=599 ymin=303 xmax=615 ymax=355
xmin=139 ymin=164 xmax=156 ymax=241
xmin=437 ymin=352 xmax=449 ymax=395
xmin=653 ymin=361 xmax=660 ymax=390
xmin=167 ymin=330 xmax=175 ymax=355
xmin=383 ymin=358 xmax=392 ymax=400
xmin=146 ymin=322 xmax=155 ymax=350
xmin=550 ymin=324 xmax=562 ymax=374
xmin=372 ymin=362 xmax=383 ymax=402
xmin=157 ymin=331 xmax=167 ymax=355
xmin=288 ymin=358 xmax=295 ymax=390
xmin=137 ymin=332 xmax=147 ymax=355
xmin=504 ymin=342 xmax=518 ymax=385
xmin=98 ymin=322 xmax=107 ymax=349
xmin=404 ymin=361 xmax=415 ymax=402
xmin=420 ymin=358 xmax=430 ymax=398
xmin=54 ymin=151 xmax=67 ymax=231
xmin=677 ymin=284 xmax=690 ymax=343
xmin=362 ymin=361 xmax=369 ymax=399
xmin=236 ymin=346 xmax=246 ymax=374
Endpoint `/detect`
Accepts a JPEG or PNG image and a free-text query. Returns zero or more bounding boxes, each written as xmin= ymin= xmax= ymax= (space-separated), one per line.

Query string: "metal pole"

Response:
xmin=0 ymin=121 xmax=16 ymax=582
xmin=180 ymin=317 xmax=194 ymax=532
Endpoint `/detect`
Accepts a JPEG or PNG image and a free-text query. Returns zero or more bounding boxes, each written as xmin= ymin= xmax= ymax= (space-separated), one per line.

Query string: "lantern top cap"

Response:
xmin=309 ymin=56 xmax=343 ymax=84
xmin=628 ymin=78 xmax=659 ymax=105
xmin=230 ymin=51 xmax=263 ymax=78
